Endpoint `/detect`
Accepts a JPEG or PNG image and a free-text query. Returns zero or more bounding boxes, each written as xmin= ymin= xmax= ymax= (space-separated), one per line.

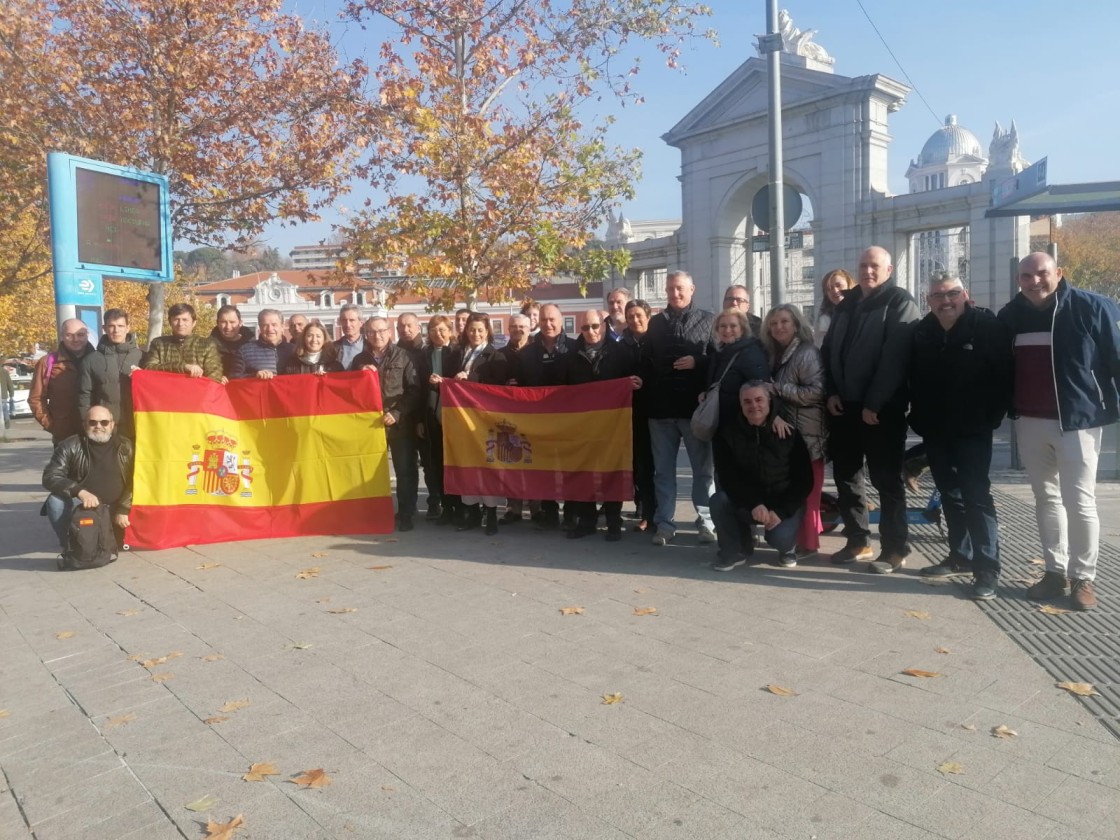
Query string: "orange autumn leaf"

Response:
xmin=902 ymin=668 xmax=944 ymax=678
xmin=310 ymin=551 xmax=328 ymax=558
xmin=203 ymin=716 xmax=229 ymax=725
xmin=903 ymin=610 xmax=931 ymax=620
xmin=368 ymin=564 xmax=393 ymax=571
xmin=150 ymin=672 xmax=174 ymax=683
xmin=55 ymin=631 xmax=75 ymax=640
xmin=937 ymin=761 xmax=965 ymax=776
xmin=991 ymin=724 xmax=1019 ymax=739
xmin=242 ymin=762 xmax=280 ymax=782
xmin=290 ymin=768 xmax=332 ymax=789
xmin=934 ymin=647 xmax=952 ymax=655
xmin=633 ymin=606 xmax=657 ymax=616
xmin=219 ymin=699 xmax=251 ymax=713
xmin=204 ymin=814 xmax=244 ymax=840
xmin=197 ymin=562 xmax=222 ymax=570
xmin=1056 ymin=681 xmax=1099 ymax=697
xmin=765 ymin=684 xmax=798 ymax=697
xmin=103 ymin=713 xmax=136 ymax=729
xmin=201 ymin=654 xmax=224 ymax=662
xmin=0 ymin=710 xmax=10 ymax=719
xmin=141 ymin=652 xmax=182 ymax=668
xmin=116 ymin=608 xmax=142 ymax=617
xmin=327 ymin=607 xmax=357 ymax=614
xmin=601 ymin=692 xmax=624 ymax=705
xmin=1038 ymin=605 xmax=1071 ymax=616
xmin=559 ymin=606 xmax=584 ymax=615
xmin=296 ymin=567 xmax=320 ymax=580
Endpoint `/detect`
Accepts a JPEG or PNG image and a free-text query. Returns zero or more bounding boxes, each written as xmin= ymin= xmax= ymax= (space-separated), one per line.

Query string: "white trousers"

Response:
xmin=1015 ymin=417 xmax=1102 ymax=581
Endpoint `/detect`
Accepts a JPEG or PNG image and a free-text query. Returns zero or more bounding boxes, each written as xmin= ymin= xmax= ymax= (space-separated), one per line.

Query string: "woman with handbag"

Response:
xmin=763 ymin=304 xmax=827 ymax=560
xmin=700 ymin=309 xmax=769 ymax=489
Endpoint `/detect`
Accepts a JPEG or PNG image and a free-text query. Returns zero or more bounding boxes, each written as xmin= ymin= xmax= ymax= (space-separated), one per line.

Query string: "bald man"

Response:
xmin=29 ymin=318 xmax=94 ymax=444
xmin=822 ymin=246 xmax=919 ymax=573
xmin=998 ymin=252 xmax=1120 ymax=611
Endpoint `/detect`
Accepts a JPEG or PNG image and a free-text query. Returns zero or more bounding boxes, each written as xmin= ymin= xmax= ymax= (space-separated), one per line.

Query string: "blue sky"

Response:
xmin=261 ymin=0 xmax=1120 ymax=254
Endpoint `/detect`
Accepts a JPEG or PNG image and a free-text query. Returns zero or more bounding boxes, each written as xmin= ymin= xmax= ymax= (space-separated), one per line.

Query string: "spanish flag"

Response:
xmin=126 ymin=370 xmax=393 ymax=550
xmin=442 ymin=379 xmax=632 ymax=502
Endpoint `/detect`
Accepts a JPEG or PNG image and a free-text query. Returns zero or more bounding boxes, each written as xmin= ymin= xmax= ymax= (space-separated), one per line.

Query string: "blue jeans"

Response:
xmin=45 ymin=493 xmax=82 ymax=548
xmin=924 ymin=433 xmax=1000 ymax=578
xmin=710 ymin=491 xmax=804 ymax=559
xmin=386 ymin=427 xmax=419 ymax=518
xmin=648 ymin=418 xmax=714 ymax=533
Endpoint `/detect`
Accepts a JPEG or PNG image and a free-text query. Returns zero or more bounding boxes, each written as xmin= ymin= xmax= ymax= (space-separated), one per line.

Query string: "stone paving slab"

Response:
xmin=3 ymin=423 xmax=1120 ymax=839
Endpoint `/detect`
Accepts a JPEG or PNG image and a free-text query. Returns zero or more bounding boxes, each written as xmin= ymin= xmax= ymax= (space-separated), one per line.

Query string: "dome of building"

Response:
xmin=918 ymin=115 xmax=985 ymax=166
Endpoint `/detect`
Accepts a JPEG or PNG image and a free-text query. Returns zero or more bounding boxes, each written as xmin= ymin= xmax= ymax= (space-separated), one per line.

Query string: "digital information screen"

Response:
xmin=75 ymin=167 xmax=164 ymax=271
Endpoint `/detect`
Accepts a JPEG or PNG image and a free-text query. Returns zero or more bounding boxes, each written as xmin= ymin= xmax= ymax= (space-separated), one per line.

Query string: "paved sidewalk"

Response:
xmin=2 ymin=420 xmax=1119 ymax=839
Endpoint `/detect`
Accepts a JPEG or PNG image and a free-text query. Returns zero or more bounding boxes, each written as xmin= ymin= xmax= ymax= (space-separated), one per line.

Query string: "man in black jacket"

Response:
xmin=645 ymin=270 xmax=715 ymax=546
xmin=79 ymin=309 xmax=143 ymax=440
xmin=822 ymin=246 xmax=920 ymax=573
xmin=909 ymin=274 xmax=1011 ymax=599
xmin=355 ymin=317 xmax=421 ymax=531
xmin=709 ymin=383 xmax=812 ymax=570
xmin=42 ymin=405 xmax=133 ymax=551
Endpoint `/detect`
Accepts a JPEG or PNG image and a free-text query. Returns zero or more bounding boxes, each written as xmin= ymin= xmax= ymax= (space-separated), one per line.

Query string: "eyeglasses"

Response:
xmin=64 ymin=332 xmax=88 ymax=340
xmin=929 ymin=289 xmax=964 ymax=301
xmin=724 ymin=297 xmax=748 ymax=305
xmin=86 ymin=419 xmax=113 ymax=427
xmin=581 ymin=323 xmax=602 ymax=332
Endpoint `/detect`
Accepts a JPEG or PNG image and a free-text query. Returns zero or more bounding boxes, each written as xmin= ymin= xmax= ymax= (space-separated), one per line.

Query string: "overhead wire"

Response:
xmin=854 ymin=0 xmax=943 ymax=127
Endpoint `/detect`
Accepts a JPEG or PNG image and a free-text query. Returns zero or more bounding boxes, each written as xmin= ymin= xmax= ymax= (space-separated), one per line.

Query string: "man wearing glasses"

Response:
xmin=908 ymin=274 xmax=1011 ymax=599
xmin=42 ymin=405 xmax=133 ymax=557
xmin=722 ymin=285 xmax=762 ymax=336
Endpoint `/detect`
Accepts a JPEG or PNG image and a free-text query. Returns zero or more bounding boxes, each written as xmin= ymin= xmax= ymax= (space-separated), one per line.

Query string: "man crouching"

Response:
xmin=709 ymin=382 xmax=812 ymax=571
xmin=42 ymin=405 xmax=133 ymax=567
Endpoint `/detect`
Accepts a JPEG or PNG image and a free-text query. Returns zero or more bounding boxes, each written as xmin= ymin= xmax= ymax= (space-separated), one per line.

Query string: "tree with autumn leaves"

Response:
xmin=339 ymin=0 xmax=715 ymax=307
xmin=0 ymin=0 xmax=367 ymax=346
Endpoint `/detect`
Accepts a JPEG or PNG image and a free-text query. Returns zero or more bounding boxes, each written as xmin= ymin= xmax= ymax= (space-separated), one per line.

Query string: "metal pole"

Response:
xmin=765 ymin=0 xmax=787 ymax=304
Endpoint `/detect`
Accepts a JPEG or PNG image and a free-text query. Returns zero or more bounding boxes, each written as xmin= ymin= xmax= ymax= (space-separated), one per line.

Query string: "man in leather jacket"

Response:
xmin=42 ymin=405 xmax=134 ymax=549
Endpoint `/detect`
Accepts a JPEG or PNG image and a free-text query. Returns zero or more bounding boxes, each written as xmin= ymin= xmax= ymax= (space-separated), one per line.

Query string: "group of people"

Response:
xmin=32 ymin=249 xmax=1120 ymax=614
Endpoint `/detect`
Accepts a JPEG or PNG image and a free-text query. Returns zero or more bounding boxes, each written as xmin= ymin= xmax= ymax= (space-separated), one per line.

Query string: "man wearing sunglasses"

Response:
xmin=42 ymin=405 xmax=134 ymax=553
xmin=908 ymin=274 xmax=1011 ymax=600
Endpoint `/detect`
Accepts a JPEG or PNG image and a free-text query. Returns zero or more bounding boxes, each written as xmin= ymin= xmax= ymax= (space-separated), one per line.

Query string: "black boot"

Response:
xmin=484 ymin=506 xmax=498 ymax=536
xmin=456 ymin=504 xmax=481 ymax=531
xmin=426 ymin=500 xmax=442 ymax=521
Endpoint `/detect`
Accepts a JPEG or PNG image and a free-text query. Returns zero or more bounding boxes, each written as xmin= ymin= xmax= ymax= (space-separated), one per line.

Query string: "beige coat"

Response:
xmin=772 ymin=338 xmax=827 ymax=461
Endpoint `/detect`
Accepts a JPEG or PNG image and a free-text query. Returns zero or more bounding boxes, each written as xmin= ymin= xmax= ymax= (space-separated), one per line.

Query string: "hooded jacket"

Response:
xmin=998 ymin=279 xmax=1120 ymax=431
xmin=822 ymin=281 xmax=920 ymax=414
xmin=209 ymin=325 xmax=255 ymax=378
xmin=79 ymin=334 xmax=143 ymax=439
xmin=908 ymin=305 xmax=1011 ymax=439
xmin=29 ymin=342 xmax=93 ymax=443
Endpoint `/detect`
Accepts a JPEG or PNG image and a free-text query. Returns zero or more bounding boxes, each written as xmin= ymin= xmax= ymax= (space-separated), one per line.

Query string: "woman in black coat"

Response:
xmin=621 ymin=299 xmax=657 ymax=531
xmin=420 ymin=315 xmax=457 ymax=525
xmin=282 ymin=322 xmax=344 ymax=375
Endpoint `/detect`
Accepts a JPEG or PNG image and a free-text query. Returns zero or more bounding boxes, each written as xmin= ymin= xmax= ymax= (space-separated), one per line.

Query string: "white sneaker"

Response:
xmin=697 ymin=525 xmax=717 ymax=544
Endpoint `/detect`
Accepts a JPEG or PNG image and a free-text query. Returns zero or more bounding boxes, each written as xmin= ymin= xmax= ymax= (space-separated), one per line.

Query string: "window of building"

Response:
xmin=320 ymin=290 xmax=333 ymax=307
xmin=354 ymin=290 xmax=365 ymax=305
xmin=563 ymin=316 xmax=575 ymax=335
xmin=490 ymin=318 xmax=503 ymax=335
xmin=216 ymin=294 xmax=230 ymax=308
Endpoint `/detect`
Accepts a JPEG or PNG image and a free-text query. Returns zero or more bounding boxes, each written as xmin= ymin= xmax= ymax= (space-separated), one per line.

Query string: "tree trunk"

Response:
xmin=146 ymin=283 xmax=165 ymax=350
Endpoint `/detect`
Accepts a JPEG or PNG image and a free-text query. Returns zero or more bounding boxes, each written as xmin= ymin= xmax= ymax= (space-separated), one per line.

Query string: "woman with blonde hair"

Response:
xmin=814 ymin=268 xmax=855 ymax=346
xmin=763 ymin=303 xmax=826 ymax=560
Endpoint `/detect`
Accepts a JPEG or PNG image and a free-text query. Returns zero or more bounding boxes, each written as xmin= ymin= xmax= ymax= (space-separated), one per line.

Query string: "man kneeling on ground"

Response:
xmin=709 ymin=382 xmax=812 ymax=571
xmin=42 ymin=406 xmax=133 ymax=563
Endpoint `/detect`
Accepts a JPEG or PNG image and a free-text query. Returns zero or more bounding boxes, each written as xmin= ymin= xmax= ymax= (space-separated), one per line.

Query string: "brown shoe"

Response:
xmin=831 ymin=544 xmax=873 ymax=565
xmin=1026 ymin=571 xmax=1068 ymax=601
xmin=868 ymin=552 xmax=906 ymax=574
xmin=1070 ymin=579 xmax=1097 ymax=611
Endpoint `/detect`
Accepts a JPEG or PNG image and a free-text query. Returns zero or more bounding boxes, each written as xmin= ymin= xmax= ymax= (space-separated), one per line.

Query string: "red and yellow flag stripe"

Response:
xmin=127 ymin=370 xmax=394 ymax=549
xmin=442 ymin=379 xmax=633 ymax=502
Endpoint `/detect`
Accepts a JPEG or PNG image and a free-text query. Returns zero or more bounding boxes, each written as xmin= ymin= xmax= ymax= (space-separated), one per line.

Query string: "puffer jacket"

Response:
xmin=718 ymin=408 xmax=813 ymax=519
xmin=42 ymin=433 xmax=134 ymax=514
xmin=771 ymin=338 xmax=827 ymax=461
xmin=29 ymin=343 xmax=94 ymax=443
xmin=706 ymin=335 xmax=770 ymax=429
xmin=646 ymin=303 xmax=715 ymax=419
xmin=79 ymin=335 xmax=143 ymax=439
xmin=209 ymin=325 xmax=255 ymax=378
xmin=822 ymin=281 xmax=919 ymax=415
xmin=144 ymin=335 xmax=223 ymax=382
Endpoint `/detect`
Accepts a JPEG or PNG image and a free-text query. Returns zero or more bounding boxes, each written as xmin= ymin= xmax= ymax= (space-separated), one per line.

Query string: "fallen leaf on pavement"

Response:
xmin=203 ymin=716 xmax=229 ymax=725
xmin=904 ymin=610 xmax=931 ymax=620
xmin=327 ymin=607 xmax=357 ymax=614
xmin=1056 ymin=681 xmax=1099 ymax=697
xmin=184 ymin=794 xmax=220 ymax=812
xmin=55 ymin=631 xmax=75 ymax=639
xmin=150 ymin=672 xmax=174 ymax=683
xmin=310 ymin=551 xmax=328 ymax=558
xmin=633 ymin=606 xmax=657 ymax=616
xmin=204 ymin=814 xmax=244 ymax=839
xmin=140 ymin=652 xmax=182 ymax=668
xmin=296 ymin=567 xmax=320 ymax=579
xmin=601 ymin=693 xmax=624 ymax=705
xmin=286 ymin=643 xmax=313 ymax=650
xmin=197 ymin=562 xmax=222 ymax=570
xmin=937 ymin=761 xmax=965 ymax=776
xmin=559 ymin=606 xmax=584 ymax=615
xmin=381 ymin=785 xmax=396 ymax=792
xmin=368 ymin=565 xmax=393 ymax=571
xmin=290 ymin=768 xmax=332 ymax=789
xmin=0 ymin=710 xmax=9 ymax=719
xmin=633 ymin=587 xmax=651 ymax=594
xmin=902 ymin=668 xmax=944 ymax=678
xmin=316 ymin=597 xmax=331 ymax=603
xmin=201 ymin=654 xmax=224 ymax=662
xmin=765 ymin=684 xmax=798 ymax=697
xmin=991 ymin=725 xmax=1019 ymax=739
xmin=1028 ymin=558 xmax=1045 ymax=566
xmin=1038 ymin=605 xmax=1071 ymax=615
xmin=960 ymin=723 xmax=977 ymax=731
xmin=219 ymin=699 xmax=251 ymax=713
xmin=127 ymin=654 xmax=144 ymax=661
xmin=116 ymin=608 xmax=142 ymax=616
xmin=935 ymin=647 xmax=952 ymax=655
xmin=104 ymin=713 xmax=136 ymax=729
xmin=242 ymin=762 xmax=280 ymax=782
